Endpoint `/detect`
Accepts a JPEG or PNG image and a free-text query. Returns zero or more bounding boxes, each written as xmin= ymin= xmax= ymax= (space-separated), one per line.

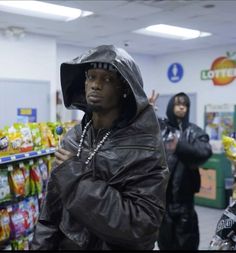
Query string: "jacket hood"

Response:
xmin=166 ymin=92 xmax=190 ymax=130
xmin=60 ymin=45 xmax=149 ymax=121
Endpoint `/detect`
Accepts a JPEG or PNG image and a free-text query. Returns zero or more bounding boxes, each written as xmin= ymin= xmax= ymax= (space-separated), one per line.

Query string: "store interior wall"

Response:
xmin=0 ymin=31 xmax=235 ymax=129
xmin=57 ymin=43 xmax=236 ymax=128
xmin=0 ymin=33 xmax=57 ymax=124
xmin=0 ymin=79 xmax=50 ymax=128
xmin=152 ymin=44 xmax=236 ymax=128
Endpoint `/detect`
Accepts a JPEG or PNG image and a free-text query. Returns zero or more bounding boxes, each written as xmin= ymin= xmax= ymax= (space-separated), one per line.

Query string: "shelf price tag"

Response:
xmin=7 ymin=205 xmax=12 ymax=212
xmin=11 ymin=155 xmax=16 ymax=161
xmin=19 ymin=162 xmax=24 ymax=168
xmin=7 ymin=165 xmax=13 ymax=171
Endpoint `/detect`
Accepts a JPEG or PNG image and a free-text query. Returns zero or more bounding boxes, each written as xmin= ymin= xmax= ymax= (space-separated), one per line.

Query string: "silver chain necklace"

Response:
xmin=77 ymin=120 xmax=111 ymax=165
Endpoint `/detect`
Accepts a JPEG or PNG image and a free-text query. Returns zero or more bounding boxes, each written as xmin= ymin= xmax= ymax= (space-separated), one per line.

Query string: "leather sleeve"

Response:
xmin=175 ymin=124 xmax=212 ymax=167
xmin=51 ymin=153 xmax=169 ymax=250
xmin=30 ymin=168 xmax=63 ymax=249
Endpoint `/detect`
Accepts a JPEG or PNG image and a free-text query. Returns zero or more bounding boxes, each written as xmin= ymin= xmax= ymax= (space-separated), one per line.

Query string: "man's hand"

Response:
xmin=55 ymin=148 xmax=73 ymax=166
xmin=148 ymin=89 xmax=159 ymax=106
xmin=165 ymin=134 xmax=178 ymax=153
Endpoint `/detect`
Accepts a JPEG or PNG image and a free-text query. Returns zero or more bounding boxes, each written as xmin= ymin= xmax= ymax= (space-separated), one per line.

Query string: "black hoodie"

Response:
xmin=31 ymin=45 xmax=169 ymax=250
xmin=166 ymin=92 xmax=190 ymax=131
xmin=159 ymin=92 xmax=212 ymax=203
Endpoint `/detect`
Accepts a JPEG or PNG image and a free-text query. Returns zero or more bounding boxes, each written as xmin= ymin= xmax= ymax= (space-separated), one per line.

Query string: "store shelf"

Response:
xmin=0 ymin=147 xmax=56 ymax=164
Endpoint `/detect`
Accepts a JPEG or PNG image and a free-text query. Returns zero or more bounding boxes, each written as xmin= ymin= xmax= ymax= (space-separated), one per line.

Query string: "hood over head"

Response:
xmin=166 ymin=92 xmax=190 ymax=130
xmin=60 ymin=45 xmax=149 ymax=123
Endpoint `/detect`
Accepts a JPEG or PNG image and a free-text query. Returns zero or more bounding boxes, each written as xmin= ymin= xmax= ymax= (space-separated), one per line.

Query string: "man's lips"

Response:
xmin=87 ymin=93 xmax=103 ymax=102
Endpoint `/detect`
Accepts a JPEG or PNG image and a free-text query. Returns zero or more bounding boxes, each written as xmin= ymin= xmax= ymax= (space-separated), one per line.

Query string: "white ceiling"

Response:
xmin=0 ymin=0 xmax=236 ymax=56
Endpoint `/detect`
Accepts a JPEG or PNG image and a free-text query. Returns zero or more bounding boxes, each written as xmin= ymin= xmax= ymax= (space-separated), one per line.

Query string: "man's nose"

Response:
xmin=91 ymin=79 xmax=102 ymax=89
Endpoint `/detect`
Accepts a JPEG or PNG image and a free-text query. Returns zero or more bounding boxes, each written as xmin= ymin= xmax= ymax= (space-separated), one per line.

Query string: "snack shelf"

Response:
xmin=0 ymin=147 xmax=56 ymax=165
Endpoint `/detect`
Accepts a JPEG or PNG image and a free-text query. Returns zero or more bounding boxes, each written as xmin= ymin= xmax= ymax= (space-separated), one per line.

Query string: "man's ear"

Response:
xmin=123 ymin=85 xmax=131 ymax=97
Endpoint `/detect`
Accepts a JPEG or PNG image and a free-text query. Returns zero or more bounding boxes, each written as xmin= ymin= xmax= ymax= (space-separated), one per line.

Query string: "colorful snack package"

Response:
xmin=28 ymin=123 xmax=42 ymax=151
xmin=38 ymin=158 xmax=48 ymax=191
xmin=9 ymin=204 xmax=26 ymax=239
xmin=0 ymin=170 xmax=11 ymax=203
xmin=39 ymin=123 xmax=55 ymax=148
xmin=27 ymin=196 xmax=39 ymax=225
xmin=13 ymin=123 xmax=33 ymax=153
xmin=20 ymin=162 xmax=31 ymax=197
xmin=0 ymin=129 xmax=10 ymax=157
xmin=9 ymin=166 xmax=25 ymax=197
xmin=29 ymin=161 xmax=43 ymax=195
xmin=4 ymin=126 xmax=22 ymax=155
xmin=11 ymin=236 xmax=29 ymax=250
xmin=0 ymin=208 xmax=11 ymax=243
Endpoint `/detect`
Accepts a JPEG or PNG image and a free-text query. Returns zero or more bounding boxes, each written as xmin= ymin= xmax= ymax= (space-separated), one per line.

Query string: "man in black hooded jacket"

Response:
xmin=30 ymin=45 xmax=169 ymax=250
xmin=149 ymin=91 xmax=212 ymax=250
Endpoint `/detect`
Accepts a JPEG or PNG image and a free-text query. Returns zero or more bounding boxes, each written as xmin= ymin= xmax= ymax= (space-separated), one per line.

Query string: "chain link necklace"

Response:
xmin=77 ymin=120 xmax=111 ymax=165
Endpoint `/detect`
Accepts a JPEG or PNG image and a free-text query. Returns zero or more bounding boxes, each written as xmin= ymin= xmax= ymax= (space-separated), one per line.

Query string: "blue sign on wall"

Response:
xmin=17 ymin=108 xmax=37 ymax=123
xmin=167 ymin=63 xmax=184 ymax=83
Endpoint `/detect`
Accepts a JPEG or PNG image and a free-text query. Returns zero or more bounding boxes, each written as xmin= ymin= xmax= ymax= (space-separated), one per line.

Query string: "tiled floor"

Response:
xmin=196 ymin=205 xmax=224 ymax=250
xmin=154 ymin=204 xmax=224 ymax=250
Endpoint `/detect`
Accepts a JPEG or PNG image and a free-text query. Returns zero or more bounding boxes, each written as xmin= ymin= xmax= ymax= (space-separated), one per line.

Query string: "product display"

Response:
xmin=0 ymin=121 xmax=77 ymax=158
xmin=222 ymin=133 xmax=236 ymax=200
xmin=0 ymin=155 xmax=53 ymax=250
xmin=0 ymin=121 xmax=77 ymax=250
xmin=209 ymin=132 xmax=236 ymax=250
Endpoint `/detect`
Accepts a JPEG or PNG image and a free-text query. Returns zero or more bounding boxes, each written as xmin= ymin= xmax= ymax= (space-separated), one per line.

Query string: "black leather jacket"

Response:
xmin=31 ymin=45 xmax=169 ymax=250
xmin=159 ymin=93 xmax=212 ymax=205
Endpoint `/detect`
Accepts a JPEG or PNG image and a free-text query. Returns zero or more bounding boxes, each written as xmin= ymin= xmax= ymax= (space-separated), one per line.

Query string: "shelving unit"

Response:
xmin=0 ymin=148 xmax=55 ymax=250
xmin=0 ymin=147 xmax=56 ymax=164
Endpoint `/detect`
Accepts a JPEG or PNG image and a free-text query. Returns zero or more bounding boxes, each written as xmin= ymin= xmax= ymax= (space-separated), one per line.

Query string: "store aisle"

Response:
xmin=154 ymin=204 xmax=224 ymax=250
xmin=196 ymin=205 xmax=224 ymax=250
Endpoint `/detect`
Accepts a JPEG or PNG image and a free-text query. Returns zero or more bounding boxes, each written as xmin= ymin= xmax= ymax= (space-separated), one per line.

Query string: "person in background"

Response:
xmin=149 ymin=90 xmax=212 ymax=250
xmin=31 ymin=45 xmax=169 ymax=250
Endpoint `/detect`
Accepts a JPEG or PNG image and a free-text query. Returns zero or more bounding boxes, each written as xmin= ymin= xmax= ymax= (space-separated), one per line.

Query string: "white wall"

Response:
xmin=152 ymin=44 xmax=236 ymax=128
xmin=1 ymin=32 xmax=235 ymax=129
xmin=56 ymin=43 xmax=236 ymax=128
xmin=0 ymin=33 xmax=57 ymax=122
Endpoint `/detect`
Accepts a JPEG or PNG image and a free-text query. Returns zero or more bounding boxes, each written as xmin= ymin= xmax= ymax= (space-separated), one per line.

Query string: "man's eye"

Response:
xmin=104 ymin=77 xmax=111 ymax=83
xmin=86 ymin=73 xmax=94 ymax=80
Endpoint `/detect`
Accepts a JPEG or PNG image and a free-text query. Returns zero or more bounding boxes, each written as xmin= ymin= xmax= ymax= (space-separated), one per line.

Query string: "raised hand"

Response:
xmin=148 ymin=89 xmax=159 ymax=106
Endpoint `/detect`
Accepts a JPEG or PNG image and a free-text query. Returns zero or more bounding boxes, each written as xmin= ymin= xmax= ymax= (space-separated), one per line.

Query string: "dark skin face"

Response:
xmin=55 ymin=68 xmax=125 ymax=165
xmin=85 ymin=68 xmax=124 ymax=130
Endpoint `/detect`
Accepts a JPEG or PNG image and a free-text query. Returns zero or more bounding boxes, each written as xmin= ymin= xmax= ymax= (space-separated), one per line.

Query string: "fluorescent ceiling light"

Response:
xmin=134 ymin=24 xmax=211 ymax=40
xmin=0 ymin=1 xmax=93 ymax=21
